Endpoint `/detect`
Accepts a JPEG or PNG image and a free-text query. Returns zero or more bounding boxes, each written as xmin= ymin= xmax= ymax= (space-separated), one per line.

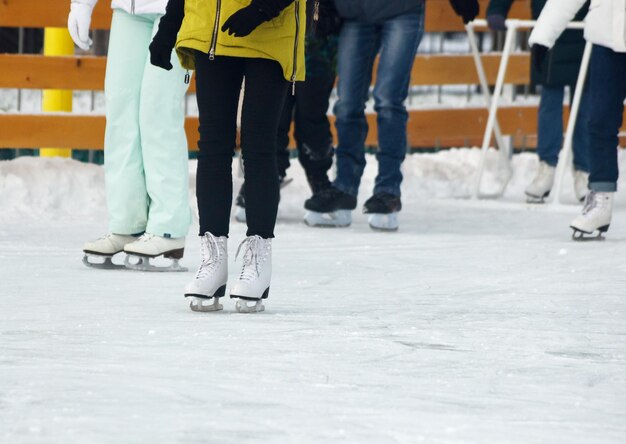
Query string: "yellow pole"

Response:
xmin=41 ymin=28 xmax=75 ymax=158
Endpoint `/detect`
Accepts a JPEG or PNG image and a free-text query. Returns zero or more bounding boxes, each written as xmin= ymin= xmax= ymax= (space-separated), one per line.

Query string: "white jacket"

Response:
xmin=529 ymin=0 xmax=626 ymax=53
xmin=73 ymin=0 xmax=168 ymax=16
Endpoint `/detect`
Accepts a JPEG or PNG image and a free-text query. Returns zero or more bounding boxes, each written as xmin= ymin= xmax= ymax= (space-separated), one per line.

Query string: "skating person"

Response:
xmin=150 ymin=0 xmax=305 ymax=311
xmin=487 ymin=0 xmax=591 ymax=203
xmin=303 ymin=0 xmax=479 ymax=231
xmin=70 ymin=0 xmax=192 ymax=271
xmin=530 ymin=0 xmax=625 ymax=239
xmin=234 ymin=0 xmax=341 ymax=224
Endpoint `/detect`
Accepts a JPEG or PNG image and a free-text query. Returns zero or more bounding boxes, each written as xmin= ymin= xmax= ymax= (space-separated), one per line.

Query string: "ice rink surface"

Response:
xmin=1 ymin=152 xmax=625 ymax=443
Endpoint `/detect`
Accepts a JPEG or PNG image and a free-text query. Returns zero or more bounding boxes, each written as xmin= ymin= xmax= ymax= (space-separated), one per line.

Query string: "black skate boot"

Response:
xmin=363 ymin=192 xmax=402 ymax=232
xmin=303 ymin=187 xmax=357 ymax=227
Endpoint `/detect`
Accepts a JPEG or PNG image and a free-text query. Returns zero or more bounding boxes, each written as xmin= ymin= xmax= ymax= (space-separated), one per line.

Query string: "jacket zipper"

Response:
xmin=209 ymin=0 xmax=222 ymax=60
xmin=131 ymin=0 xmax=135 ymax=14
xmin=290 ymin=0 xmax=301 ymax=94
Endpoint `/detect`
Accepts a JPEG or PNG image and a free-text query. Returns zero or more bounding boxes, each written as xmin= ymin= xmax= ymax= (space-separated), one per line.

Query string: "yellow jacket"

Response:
xmin=176 ymin=0 xmax=306 ymax=82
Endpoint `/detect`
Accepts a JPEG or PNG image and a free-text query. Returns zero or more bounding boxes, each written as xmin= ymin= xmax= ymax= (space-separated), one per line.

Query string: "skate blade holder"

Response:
xmin=571 ymin=225 xmax=609 ymax=242
xmin=235 ymin=299 xmax=265 ymax=313
xmin=188 ymin=296 xmax=223 ymax=312
xmin=82 ymin=253 xmax=126 ymax=270
xmin=303 ymin=210 xmax=351 ymax=228
xmin=368 ymin=213 xmax=399 ymax=232
xmin=124 ymin=254 xmax=188 ymax=272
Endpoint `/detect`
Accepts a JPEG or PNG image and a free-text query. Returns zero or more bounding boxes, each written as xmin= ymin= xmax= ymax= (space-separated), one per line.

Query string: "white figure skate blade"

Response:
xmin=234 ymin=206 xmax=246 ymax=223
xmin=235 ymin=299 xmax=265 ymax=313
xmin=189 ymin=297 xmax=223 ymax=312
xmin=82 ymin=254 xmax=126 ymax=270
xmin=368 ymin=213 xmax=399 ymax=232
xmin=303 ymin=210 xmax=351 ymax=227
xmin=124 ymin=255 xmax=188 ymax=272
xmin=571 ymin=226 xmax=608 ymax=242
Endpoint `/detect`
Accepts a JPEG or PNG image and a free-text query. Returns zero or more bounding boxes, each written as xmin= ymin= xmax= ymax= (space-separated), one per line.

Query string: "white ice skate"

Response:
xmin=230 ymin=235 xmax=272 ymax=313
xmin=570 ymin=191 xmax=613 ymax=241
xmin=185 ymin=233 xmax=228 ymax=312
xmin=573 ymin=169 xmax=589 ymax=202
xmin=82 ymin=234 xmax=137 ymax=269
xmin=368 ymin=213 xmax=399 ymax=231
xmin=303 ymin=210 xmax=352 ymax=228
xmin=525 ymin=161 xmax=555 ymax=203
xmin=123 ymin=233 xmax=187 ymax=272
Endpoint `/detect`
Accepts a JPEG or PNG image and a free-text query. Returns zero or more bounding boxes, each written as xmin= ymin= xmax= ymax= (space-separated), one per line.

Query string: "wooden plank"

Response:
xmin=1 ymin=110 xmax=625 ymax=150
xmin=408 ymin=53 xmax=529 ymax=86
xmin=0 ymin=0 xmax=112 ymax=30
xmin=425 ymin=0 xmax=531 ymax=32
xmin=0 ymin=54 xmax=107 ymax=90
xmin=0 ymin=53 xmax=529 ymax=91
xmin=0 ymin=0 xmax=530 ymax=32
xmin=0 ymin=106 xmax=551 ymax=149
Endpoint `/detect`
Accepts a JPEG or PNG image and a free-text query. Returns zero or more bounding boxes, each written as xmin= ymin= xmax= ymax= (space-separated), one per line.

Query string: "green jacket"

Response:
xmin=487 ymin=0 xmax=589 ymax=86
xmin=176 ymin=0 xmax=306 ymax=82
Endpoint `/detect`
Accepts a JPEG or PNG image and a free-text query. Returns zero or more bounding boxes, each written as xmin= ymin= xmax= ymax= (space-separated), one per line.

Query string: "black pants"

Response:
xmin=276 ymin=37 xmax=337 ymax=193
xmin=195 ymin=53 xmax=288 ymax=238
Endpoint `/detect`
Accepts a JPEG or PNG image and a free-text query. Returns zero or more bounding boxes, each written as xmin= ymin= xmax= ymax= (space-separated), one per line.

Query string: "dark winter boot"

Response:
xmin=303 ymin=187 xmax=357 ymax=228
xmin=363 ymin=192 xmax=402 ymax=214
xmin=363 ymin=192 xmax=402 ymax=232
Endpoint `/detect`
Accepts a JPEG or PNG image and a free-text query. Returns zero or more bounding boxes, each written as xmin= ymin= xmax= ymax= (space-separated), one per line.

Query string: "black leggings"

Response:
xmin=195 ymin=53 xmax=288 ymax=238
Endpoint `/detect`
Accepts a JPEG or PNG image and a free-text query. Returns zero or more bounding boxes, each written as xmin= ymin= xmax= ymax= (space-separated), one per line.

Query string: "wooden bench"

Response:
xmin=1 ymin=0 xmax=623 ymax=150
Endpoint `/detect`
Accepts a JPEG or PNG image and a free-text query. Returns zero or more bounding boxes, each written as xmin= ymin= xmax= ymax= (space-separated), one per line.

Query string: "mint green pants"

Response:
xmin=104 ymin=9 xmax=191 ymax=238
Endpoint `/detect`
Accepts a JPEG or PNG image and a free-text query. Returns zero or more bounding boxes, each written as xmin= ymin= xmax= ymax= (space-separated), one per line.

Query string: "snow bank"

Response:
xmin=2 ymin=149 xmax=626 ymax=223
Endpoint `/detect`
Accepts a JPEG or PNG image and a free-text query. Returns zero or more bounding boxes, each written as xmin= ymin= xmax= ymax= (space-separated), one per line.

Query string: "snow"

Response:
xmin=1 ymin=150 xmax=626 ymax=443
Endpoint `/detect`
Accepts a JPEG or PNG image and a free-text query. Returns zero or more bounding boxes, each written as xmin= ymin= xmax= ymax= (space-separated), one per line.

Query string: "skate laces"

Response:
xmin=196 ymin=233 xmax=223 ymax=279
xmin=136 ymin=233 xmax=156 ymax=242
xmin=582 ymin=192 xmax=608 ymax=215
xmin=235 ymin=236 xmax=270 ymax=282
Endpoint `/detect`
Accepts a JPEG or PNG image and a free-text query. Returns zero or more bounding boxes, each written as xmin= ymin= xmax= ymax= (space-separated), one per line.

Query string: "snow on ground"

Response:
xmin=1 ymin=150 xmax=625 ymax=444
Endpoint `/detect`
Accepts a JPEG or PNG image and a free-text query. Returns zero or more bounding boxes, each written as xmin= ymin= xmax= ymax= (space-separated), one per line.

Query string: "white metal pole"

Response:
xmin=465 ymin=23 xmax=506 ymax=150
xmin=472 ymin=20 xmax=518 ymax=199
xmin=550 ymin=40 xmax=593 ymax=205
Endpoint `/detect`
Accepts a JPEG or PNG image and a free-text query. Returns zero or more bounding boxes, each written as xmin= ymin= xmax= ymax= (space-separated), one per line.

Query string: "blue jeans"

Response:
xmin=588 ymin=45 xmax=626 ymax=192
xmin=537 ymin=84 xmax=590 ymax=172
xmin=333 ymin=7 xmax=425 ymax=198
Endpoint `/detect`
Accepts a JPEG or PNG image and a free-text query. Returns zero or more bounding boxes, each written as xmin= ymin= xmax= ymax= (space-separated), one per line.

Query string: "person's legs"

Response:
xmin=371 ymin=8 xmax=424 ymax=197
xmin=139 ymin=14 xmax=191 ymax=239
xmin=240 ymin=58 xmax=289 ymax=239
xmin=104 ymin=10 xmax=153 ymax=235
xmin=535 ymin=85 xmax=565 ymax=168
xmin=294 ymin=35 xmax=338 ymax=192
xmin=332 ymin=21 xmax=380 ymax=196
xmin=194 ymin=54 xmax=244 ymax=237
xmin=588 ymin=45 xmax=626 ymax=192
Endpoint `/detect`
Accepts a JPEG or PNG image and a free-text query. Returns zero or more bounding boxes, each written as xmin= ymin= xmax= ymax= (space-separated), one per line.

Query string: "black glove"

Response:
xmin=449 ymin=0 xmax=480 ymax=24
xmin=149 ymin=38 xmax=174 ymax=70
xmin=149 ymin=0 xmax=184 ymax=70
xmin=221 ymin=4 xmax=269 ymax=37
xmin=531 ymin=44 xmax=549 ymax=73
xmin=486 ymin=14 xmax=506 ymax=31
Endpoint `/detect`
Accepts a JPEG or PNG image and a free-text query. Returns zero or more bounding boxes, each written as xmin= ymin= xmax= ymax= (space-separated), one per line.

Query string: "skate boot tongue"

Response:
xmin=196 ymin=233 xmax=222 ymax=279
xmin=236 ymin=236 xmax=262 ymax=281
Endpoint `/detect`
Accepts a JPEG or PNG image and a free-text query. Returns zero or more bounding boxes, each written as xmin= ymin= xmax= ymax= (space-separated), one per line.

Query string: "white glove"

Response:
xmin=68 ymin=1 xmax=96 ymax=50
